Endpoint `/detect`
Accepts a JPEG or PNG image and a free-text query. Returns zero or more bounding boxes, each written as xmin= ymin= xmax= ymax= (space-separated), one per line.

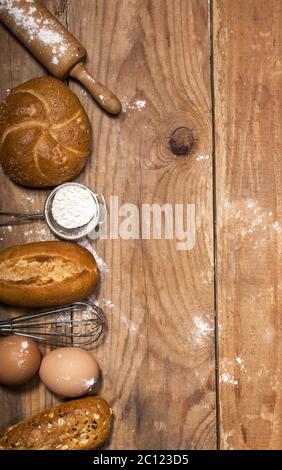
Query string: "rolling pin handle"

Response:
xmin=70 ymin=62 xmax=122 ymax=115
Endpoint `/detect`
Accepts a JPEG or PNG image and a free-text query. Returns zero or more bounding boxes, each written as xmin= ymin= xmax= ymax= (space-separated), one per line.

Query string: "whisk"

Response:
xmin=0 ymin=301 xmax=105 ymax=347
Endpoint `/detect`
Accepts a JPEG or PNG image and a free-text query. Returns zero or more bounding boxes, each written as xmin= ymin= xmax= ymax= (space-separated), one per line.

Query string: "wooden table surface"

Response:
xmin=0 ymin=0 xmax=281 ymax=450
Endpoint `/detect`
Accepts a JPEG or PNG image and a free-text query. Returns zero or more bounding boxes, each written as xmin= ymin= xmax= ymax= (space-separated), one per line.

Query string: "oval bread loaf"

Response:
xmin=0 ymin=241 xmax=99 ymax=308
xmin=0 ymin=397 xmax=112 ymax=450
xmin=0 ymin=77 xmax=92 ymax=187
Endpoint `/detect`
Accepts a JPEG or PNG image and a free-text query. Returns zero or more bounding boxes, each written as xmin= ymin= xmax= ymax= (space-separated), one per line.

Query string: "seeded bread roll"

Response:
xmin=0 ymin=241 xmax=99 ymax=308
xmin=0 ymin=397 xmax=112 ymax=450
xmin=0 ymin=77 xmax=92 ymax=187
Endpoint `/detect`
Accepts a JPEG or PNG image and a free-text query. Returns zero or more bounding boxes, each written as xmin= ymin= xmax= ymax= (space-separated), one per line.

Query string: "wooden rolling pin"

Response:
xmin=0 ymin=0 xmax=121 ymax=114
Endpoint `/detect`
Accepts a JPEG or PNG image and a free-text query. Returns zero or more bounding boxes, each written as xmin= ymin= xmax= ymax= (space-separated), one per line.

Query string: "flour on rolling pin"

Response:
xmin=0 ymin=0 xmax=121 ymax=114
xmin=0 ymin=0 xmax=86 ymax=77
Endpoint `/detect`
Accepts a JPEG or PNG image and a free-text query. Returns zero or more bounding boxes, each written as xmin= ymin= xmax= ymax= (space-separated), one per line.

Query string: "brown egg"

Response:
xmin=39 ymin=347 xmax=99 ymax=398
xmin=0 ymin=336 xmax=41 ymax=386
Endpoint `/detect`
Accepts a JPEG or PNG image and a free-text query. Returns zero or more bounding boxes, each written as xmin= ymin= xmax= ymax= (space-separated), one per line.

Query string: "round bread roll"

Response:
xmin=0 ymin=77 xmax=92 ymax=187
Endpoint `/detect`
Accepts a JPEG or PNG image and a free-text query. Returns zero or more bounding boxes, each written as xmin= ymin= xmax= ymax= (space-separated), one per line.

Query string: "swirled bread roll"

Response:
xmin=0 ymin=77 xmax=91 ymax=187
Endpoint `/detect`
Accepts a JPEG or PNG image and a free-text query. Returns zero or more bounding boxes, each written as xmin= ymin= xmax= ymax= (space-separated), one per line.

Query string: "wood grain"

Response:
xmin=0 ymin=0 xmax=216 ymax=449
xmin=0 ymin=0 xmax=68 ymax=428
xmin=214 ymin=0 xmax=282 ymax=450
xmin=68 ymin=0 xmax=215 ymax=449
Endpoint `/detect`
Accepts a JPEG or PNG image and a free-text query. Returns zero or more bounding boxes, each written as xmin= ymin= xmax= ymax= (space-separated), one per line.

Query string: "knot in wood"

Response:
xmin=169 ymin=127 xmax=195 ymax=156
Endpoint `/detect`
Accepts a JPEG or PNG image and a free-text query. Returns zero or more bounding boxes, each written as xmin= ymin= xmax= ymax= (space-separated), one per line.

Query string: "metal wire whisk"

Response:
xmin=0 ymin=301 xmax=105 ymax=347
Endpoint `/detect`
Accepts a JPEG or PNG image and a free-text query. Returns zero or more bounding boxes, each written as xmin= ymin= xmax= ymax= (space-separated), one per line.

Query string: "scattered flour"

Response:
xmin=220 ymin=373 xmax=239 ymax=386
xmin=223 ymin=197 xmax=281 ymax=250
xmin=37 ymin=29 xmax=62 ymax=44
xmin=121 ymin=97 xmax=146 ymax=113
xmin=193 ymin=314 xmax=213 ymax=345
xmin=235 ymin=356 xmax=245 ymax=370
xmin=80 ymin=240 xmax=141 ymax=336
xmin=79 ymin=239 xmax=108 ymax=276
xmin=100 ymin=298 xmax=141 ymax=336
xmin=196 ymin=154 xmax=210 ymax=161
xmin=0 ymin=1 xmax=67 ymax=64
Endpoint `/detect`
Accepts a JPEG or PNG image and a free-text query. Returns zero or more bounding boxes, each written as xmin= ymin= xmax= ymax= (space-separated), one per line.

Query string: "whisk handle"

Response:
xmin=0 ymin=211 xmax=44 ymax=226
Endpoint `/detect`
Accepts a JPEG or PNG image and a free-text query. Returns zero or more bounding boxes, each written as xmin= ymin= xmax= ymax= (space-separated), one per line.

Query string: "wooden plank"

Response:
xmin=0 ymin=0 xmax=68 ymax=428
xmin=214 ymin=0 xmax=282 ymax=449
xmin=68 ymin=0 xmax=216 ymax=449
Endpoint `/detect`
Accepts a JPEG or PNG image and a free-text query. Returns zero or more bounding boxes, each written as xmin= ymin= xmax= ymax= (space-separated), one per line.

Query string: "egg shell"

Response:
xmin=0 ymin=335 xmax=41 ymax=386
xmin=39 ymin=347 xmax=99 ymax=398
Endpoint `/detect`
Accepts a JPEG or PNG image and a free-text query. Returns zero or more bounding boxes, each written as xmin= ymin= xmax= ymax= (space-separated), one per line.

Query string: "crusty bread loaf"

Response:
xmin=0 ymin=77 xmax=91 ymax=187
xmin=0 ymin=241 xmax=99 ymax=308
xmin=0 ymin=397 xmax=112 ymax=450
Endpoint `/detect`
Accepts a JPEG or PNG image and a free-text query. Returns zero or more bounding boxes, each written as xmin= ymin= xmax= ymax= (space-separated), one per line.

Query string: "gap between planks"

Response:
xmin=209 ymin=0 xmax=221 ymax=450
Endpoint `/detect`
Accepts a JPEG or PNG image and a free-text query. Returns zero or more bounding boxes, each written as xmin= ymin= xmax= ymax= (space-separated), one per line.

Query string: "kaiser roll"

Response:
xmin=0 ymin=77 xmax=92 ymax=187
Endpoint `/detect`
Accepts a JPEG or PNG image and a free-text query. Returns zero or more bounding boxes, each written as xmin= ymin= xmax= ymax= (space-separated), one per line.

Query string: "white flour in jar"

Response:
xmin=51 ymin=185 xmax=96 ymax=229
